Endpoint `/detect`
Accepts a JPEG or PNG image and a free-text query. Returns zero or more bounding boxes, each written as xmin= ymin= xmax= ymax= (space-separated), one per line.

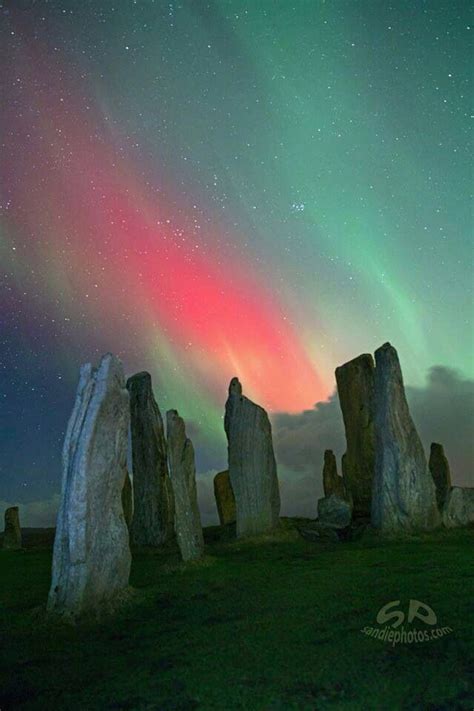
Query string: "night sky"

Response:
xmin=1 ymin=1 xmax=473 ymax=524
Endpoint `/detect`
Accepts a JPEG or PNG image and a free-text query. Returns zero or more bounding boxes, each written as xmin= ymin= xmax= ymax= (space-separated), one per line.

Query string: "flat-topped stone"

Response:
xmin=335 ymin=353 xmax=375 ymax=517
xmin=224 ymin=377 xmax=280 ymax=537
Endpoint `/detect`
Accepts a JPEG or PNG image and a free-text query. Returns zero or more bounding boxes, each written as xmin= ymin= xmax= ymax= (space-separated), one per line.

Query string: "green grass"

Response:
xmin=0 ymin=522 xmax=473 ymax=710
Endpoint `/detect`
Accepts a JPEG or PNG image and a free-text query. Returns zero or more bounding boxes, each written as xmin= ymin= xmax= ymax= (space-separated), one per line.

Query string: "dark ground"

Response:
xmin=0 ymin=521 xmax=473 ymax=710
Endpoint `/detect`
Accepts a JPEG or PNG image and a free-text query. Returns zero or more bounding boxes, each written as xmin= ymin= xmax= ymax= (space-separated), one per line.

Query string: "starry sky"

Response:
xmin=1 ymin=1 xmax=473 ymax=520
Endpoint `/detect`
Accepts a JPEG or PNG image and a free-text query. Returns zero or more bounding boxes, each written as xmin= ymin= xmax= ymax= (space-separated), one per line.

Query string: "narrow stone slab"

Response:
xmin=213 ymin=470 xmax=236 ymax=525
xmin=443 ymin=487 xmax=474 ymax=528
xmin=166 ymin=410 xmax=204 ymax=561
xmin=335 ymin=353 xmax=375 ymax=517
xmin=322 ymin=450 xmax=346 ymax=499
xmin=48 ymin=354 xmax=131 ymax=618
xmin=224 ymin=377 xmax=280 ymax=537
xmin=127 ymin=372 xmax=174 ymax=546
xmin=371 ymin=343 xmax=440 ymax=533
xmin=429 ymin=443 xmax=452 ymax=510
xmin=122 ymin=468 xmax=133 ymax=532
xmin=3 ymin=506 xmax=21 ymax=550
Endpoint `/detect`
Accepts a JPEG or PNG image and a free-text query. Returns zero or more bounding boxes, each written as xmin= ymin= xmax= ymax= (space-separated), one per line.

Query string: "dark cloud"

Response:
xmin=269 ymin=365 xmax=474 ymax=518
xmin=272 ymin=393 xmax=345 ymax=476
xmin=405 ymin=366 xmax=474 ymax=487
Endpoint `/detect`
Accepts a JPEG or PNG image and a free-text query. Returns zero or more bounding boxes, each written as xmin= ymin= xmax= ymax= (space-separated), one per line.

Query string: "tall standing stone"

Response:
xmin=322 ymin=450 xmax=346 ymax=499
xmin=224 ymin=377 xmax=280 ymax=537
xmin=335 ymin=354 xmax=375 ymax=517
xmin=3 ymin=506 xmax=21 ymax=550
xmin=429 ymin=443 xmax=452 ymax=510
xmin=48 ymin=354 xmax=131 ymax=618
xmin=127 ymin=372 xmax=174 ymax=546
xmin=122 ymin=468 xmax=133 ymax=532
xmin=166 ymin=409 xmax=204 ymax=561
xmin=213 ymin=470 xmax=236 ymax=525
xmin=371 ymin=343 xmax=440 ymax=532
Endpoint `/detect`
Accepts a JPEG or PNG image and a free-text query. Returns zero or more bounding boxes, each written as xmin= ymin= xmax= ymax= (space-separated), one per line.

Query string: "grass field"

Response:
xmin=0 ymin=521 xmax=473 ymax=710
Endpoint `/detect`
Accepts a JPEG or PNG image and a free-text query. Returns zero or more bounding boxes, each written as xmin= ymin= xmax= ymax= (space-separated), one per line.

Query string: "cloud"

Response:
xmin=272 ymin=392 xmax=345 ymax=474
xmin=271 ymin=366 xmax=474 ymax=512
xmin=405 ymin=366 xmax=474 ymax=486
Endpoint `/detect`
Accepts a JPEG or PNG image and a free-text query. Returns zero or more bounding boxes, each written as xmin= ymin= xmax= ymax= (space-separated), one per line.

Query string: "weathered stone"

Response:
xmin=48 ymin=354 xmax=131 ymax=618
xmin=121 ymin=469 xmax=133 ymax=532
xmin=322 ymin=450 xmax=346 ymax=499
xmin=371 ymin=343 xmax=440 ymax=533
xmin=443 ymin=487 xmax=474 ymax=528
xmin=298 ymin=525 xmax=339 ymax=543
xmin=429 ymin=443 xmax=452 ymax=510
xmin=335 ymin=353 xmax=375 ymax=517
xmin=224 ymin=377 xmax=280 ymax=537
xmin=213 ymin=470 xmax=236 ymax=525
xmin=317 ymin=494 xmax=352 ymax=529
xmin=166 ymin=409 xmax=204 ymax=561
xmin=127 ymin=372 xmax=174 ymax=546
xmin=3 ymin=506 xmax=21 ymax=550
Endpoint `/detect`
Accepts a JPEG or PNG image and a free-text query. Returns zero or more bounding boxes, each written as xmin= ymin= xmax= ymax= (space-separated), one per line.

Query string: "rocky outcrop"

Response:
xmin=322 ymin=450 xmax=346 ymax=499
xmin=371 ymin=343 xmax=440 ymax=533
xmin=122 ymin=469 xmax=133 ymax=532
xmin=224 ymin=377 xmax=280 ymax=537
xmin=429 ymin=443 xmax=452 ymax=510
xmin=127 ymin=372 xmax=174 ymax=546
xmin=213 ymin=470 xmax=236 ymax=525
xmin=3 ymin=506 xmax=21 ymax=550
xmin=443 ymin=487 xmax=474 ymax=528
xmin=335 ymin=354 xmax=375 ymax=517
xmin=317 ymin=494 xmax=352 ymax=529
xmin=48 ymin=354 xmax=131 ymax=618
xmin=166 ymin=410 xmax=204 ymax=561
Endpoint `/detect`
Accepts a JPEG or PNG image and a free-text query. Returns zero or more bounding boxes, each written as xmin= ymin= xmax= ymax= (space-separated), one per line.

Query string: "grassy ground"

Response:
xmin=0 ymin=521 xmax=473 ymax=710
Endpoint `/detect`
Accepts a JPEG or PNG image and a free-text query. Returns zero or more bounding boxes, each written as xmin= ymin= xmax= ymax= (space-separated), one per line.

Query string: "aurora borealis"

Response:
xmin=1 ymin=1 xmax=472 ymax=517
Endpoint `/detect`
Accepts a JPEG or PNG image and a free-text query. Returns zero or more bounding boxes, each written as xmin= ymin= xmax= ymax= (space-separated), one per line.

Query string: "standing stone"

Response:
xmin=48 ymin=354 xmax=131 ymax=618
xmin=429 ymin=443 xmax=452 ymax=510
xmin=127 ymin=372 xmax=174 ymax=546
xmin=122 ymin=469 xmax=133 ymax=532
xmin=442 ymin=487 xmax=474 ymax=528
xmin=224 ymin=377 xmax=280 ymax=537
xmin=335 ymin=354 xmax=375 ymax=517
xmin=3 ymin=506 xmax=21 ymax=550
xmin=166 ymin=410 xmax=204 ymax=561
xmin=371 ymin=343 xmax=440 ymax=533
xmin=322 ymin=450 xmax=346 ymax=499
xmin=213 ymin=470 xmax=236 ymax=525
